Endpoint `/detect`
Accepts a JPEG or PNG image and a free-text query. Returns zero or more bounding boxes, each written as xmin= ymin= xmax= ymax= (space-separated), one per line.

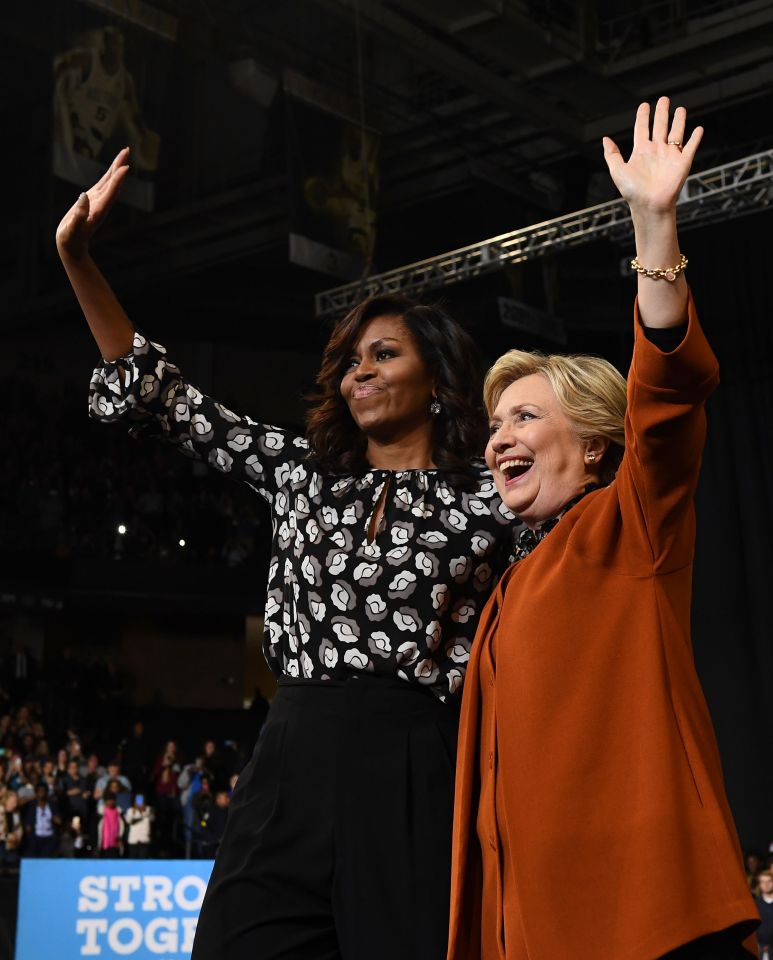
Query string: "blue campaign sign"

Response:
xmin=16 ymin=859 xmax=214 ymax=958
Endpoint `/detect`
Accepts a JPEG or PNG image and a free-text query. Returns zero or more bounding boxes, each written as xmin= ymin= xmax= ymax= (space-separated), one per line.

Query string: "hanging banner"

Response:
xmin=52 ymin=2 xmax=174 ymax=211
xmin=285 ymin=70 xmax=379 ymax=280
xmin=15 ymin=859 xmax=213 ymax=959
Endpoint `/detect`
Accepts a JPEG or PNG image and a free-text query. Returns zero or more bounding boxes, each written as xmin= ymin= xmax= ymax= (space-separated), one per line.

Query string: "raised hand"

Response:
xmin=55 ymin=147 xmax=130 ymax=261
xmin=602 ymin=98 xmax=703 ymax=215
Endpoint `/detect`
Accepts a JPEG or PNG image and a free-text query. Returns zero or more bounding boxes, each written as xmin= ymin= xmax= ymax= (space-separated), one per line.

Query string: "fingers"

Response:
xmin=100 ymin=164 xmax=130 ymax=216
xmin=93 ymin=147 xmax=131 ymax=192
xmin=75 ymin=191 xmax=90 ymax=217
xmin=633 ymin=102 xmax=650 ymax=149
xmin=652 ymin=95 xmax=670 ymax=143
xmin=601 ymin=136 xmax=624 ymax=176
xmin=667 ymin=106 xmax=687 ymax=146
xmin=681 ymin=125 xmax=704 ymax=166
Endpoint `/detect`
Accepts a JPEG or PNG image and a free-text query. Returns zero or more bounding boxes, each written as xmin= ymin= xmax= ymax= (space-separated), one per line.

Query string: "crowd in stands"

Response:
xmin=0 ymin=643 xmax=266 ymax=870
xmin=0 ymin=372 xmax=269 ymax=567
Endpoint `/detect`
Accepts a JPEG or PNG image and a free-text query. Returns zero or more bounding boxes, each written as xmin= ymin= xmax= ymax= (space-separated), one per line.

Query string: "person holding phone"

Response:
xmin=124 ymin=793 xmax=153 ymax=858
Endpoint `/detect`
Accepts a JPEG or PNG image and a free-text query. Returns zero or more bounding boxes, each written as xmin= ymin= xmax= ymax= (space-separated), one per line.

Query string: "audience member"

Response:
xmin=0 ymin=792 xmax=23 ymax=872
xmin=121 ymin=720 xmax=151 ymax=794
xmin=125 ymin=795 xmax=154 ymax=858
xmin=23 ymin=783 xmax=61 ymax=856
xmin=94 ymin=760 xmax=132 ymax=803
xmin=97 ymin=792 xmax=124 ymax=858
xmin=62 ymin=759 xmax=91 ymax=820
xmin=756 ymin=870 xmax=773 ymax=959
xmin=152 ymin=741 xmax=180 ymax=855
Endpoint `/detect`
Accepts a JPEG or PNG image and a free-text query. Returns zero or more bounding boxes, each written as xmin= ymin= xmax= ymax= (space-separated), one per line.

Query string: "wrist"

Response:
xmin=629 ymin=205 xmax=677 ymax=229
xmin=57 ymin=243 xmax=92 ymax=267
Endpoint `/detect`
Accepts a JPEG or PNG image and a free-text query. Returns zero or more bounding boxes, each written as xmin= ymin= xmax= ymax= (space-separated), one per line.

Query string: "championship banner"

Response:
xmin=285 ymin=70 xmax=379 ymax=280
xmin=52 ymin=0 xmax=175 ymax=211
xmin=15 ymin=860 xmax=213 ymax=958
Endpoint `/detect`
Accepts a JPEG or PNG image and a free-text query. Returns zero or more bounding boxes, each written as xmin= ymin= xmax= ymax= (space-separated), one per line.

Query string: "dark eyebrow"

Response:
xmin=350 ymin=337 xmax=402 ymax=357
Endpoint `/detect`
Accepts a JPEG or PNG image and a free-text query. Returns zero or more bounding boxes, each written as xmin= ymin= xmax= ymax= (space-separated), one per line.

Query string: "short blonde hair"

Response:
xmin=484 ymin=349 xmax=627 ymax=484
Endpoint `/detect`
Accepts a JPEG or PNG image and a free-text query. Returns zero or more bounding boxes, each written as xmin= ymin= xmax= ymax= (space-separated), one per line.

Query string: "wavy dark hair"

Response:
xmin=305 ymin=294 xmax=487 ymax=487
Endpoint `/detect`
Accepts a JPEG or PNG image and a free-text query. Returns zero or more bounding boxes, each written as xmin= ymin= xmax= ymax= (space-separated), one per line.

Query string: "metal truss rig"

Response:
xmin=315 ymin=150 xmax=773 ymax=318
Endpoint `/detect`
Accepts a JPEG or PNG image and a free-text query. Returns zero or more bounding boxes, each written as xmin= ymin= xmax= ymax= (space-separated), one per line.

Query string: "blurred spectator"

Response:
xmin=192 ymin=777 xmax=217 ymax=858
xmin=202 ymin=739 xmax=232 ymax=791
xmin=81 ymin=752 xmax=106 ymax=782
xmin=0 ymin=655 xmax=254 ymax=862
xmin=0 ymin=791 xmax=23 ymax=873
xmin=62 ymin=759 xmax=91 ymax=820
xmin=94 ymin=760 xmax=131 ymax=803
xmin=121 ymin=720 xmax=151 ymax=794
xmin=125 ymin=794 xmax=154 ymax=858
xmin=179 ymin=756 xmax=212 ymax=859
xmin=97 ymin=792 xmax=124 ymax=858
xmin=152 ymin=741 xmax=180 ymax=855
xmin=98 ymin=777 xmax=131 ymax=816
xmin=207 ymin=790 xmax=231 ymax=856
xmin=747 ymin=851 xmax=766 ymax=892
xmin=23 ymin=783 xmax=61 ymax=856
xmin=13 ymin=763 xmax=36 ymax=806
xmin=756 ymin=870 xmax=773 ymax=959
xmin=60 ymin=814 xmax=90 ymax=858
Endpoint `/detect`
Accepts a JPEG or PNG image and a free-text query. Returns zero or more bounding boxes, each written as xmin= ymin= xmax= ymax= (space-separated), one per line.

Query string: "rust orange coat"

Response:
xmin=448 ymin=299 xmax=759 ymax=960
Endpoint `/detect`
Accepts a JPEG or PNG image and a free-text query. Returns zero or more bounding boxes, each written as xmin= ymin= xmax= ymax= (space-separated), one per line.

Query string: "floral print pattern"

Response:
xmin=89 ymin=333 xmax=516 ymax=701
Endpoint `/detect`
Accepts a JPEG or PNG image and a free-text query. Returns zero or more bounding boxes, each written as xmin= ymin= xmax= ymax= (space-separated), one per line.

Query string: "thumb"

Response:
xmin=601 ymin=136 xmax=624 ymax=177
xmin=73 ymin=191 xmax=91 ymax=222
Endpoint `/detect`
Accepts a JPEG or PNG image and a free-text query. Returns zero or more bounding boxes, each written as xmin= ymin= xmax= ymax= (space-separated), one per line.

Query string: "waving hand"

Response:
xmin=602 ymin=98 xmax=702 ymax=214
xmin=56 ymin=147 xmax=130 ymax=261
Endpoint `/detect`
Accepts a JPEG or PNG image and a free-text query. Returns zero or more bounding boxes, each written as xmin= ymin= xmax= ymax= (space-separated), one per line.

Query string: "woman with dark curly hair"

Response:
xmin=55 ymin=153 xmax=515 ymax=960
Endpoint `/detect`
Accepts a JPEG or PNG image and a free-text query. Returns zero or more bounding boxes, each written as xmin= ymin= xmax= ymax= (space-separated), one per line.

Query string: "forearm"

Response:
xmin=631 ymin=207 xmax=688 ymax=329
xmin=59 ymin=251 xmax=135 ymax=361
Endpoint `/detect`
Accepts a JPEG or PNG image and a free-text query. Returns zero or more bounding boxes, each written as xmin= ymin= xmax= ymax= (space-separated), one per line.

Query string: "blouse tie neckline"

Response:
xmin=513 ymin=483 xmax=601 ymax=562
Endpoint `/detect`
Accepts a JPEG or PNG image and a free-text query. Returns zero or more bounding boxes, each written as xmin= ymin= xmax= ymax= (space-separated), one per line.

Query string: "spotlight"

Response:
xmin=179 ymin=539 xmax=186 ymax=547
xmin=117 ymin=524 xmax=127 ymax=535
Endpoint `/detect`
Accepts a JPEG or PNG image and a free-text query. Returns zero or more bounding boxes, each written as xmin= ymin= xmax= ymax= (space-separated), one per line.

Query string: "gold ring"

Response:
xmin=667 ymin=140 xmax=683 ymax=151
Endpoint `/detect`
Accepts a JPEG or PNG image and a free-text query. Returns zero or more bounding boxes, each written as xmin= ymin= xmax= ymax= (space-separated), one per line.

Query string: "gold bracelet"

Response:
xmin=630 ymin=253 xmax=688 ymax=282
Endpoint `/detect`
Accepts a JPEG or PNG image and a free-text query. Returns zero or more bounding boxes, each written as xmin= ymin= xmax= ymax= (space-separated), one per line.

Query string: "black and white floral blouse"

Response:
xmin=89 ymin=333 xmax=516 ymax=702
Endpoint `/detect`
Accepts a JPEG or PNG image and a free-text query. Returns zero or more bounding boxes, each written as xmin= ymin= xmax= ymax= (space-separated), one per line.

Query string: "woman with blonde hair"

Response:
xmin=447 ymin=98 xmax=759 ymax=959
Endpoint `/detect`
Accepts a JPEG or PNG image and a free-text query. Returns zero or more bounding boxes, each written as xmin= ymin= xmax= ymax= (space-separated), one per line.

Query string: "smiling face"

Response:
xmin=486 ymin=373 xmax=601 ymax=527
xmin=340 ymin=314 xmax=435 ymax=442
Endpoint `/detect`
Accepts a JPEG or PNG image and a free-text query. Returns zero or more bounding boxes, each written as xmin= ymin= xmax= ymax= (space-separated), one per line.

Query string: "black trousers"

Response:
xmin=191 ymin=675 xmax=459 ymax=960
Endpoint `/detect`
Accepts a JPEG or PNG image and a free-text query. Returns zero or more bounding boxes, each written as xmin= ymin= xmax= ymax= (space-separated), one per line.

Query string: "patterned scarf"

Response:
xmin=513 ymin=485 xmax=600 ymax=563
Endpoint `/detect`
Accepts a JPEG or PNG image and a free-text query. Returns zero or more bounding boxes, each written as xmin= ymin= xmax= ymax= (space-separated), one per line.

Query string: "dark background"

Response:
xmin=1 ymin=0 xmax=772 ymax=849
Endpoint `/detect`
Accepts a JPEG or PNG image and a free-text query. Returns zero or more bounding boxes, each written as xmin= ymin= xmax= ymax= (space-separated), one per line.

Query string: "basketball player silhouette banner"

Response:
xmin=52 ymin=5 xmax=173 ymax=212
xmin=285 ymin=73 xmax=380 ymax=281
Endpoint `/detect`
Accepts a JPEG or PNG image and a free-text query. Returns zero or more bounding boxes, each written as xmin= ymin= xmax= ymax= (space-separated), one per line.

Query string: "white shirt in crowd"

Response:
xmin=124 ymin=806 xmax=154 ymax=845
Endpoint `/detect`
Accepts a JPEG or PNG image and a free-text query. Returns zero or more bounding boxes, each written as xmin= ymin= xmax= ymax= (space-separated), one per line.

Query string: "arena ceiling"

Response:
xmin=5 ymin=0 xmax=773 ymax=350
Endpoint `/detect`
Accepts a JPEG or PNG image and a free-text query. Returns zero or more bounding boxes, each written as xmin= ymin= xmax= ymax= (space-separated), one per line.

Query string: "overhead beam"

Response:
xmin=600 ymin=0 xmax=773 ymax=75
xmin=313 ymin=0 xmax=584 ymax=142
xmin=315 ymin=150 xmax=773 ymax=318
xmin=584 ymin=59 xmax=773 ymax=142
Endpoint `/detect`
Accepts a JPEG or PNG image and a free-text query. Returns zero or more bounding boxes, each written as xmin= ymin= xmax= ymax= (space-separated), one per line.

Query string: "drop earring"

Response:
xmin=430 ymin=396 xmax=441 ymax=416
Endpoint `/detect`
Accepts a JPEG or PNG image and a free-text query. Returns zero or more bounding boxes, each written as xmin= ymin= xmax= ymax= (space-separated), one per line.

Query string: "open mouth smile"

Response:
xmin=498 ymin=457 xmax=534 ymax=485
